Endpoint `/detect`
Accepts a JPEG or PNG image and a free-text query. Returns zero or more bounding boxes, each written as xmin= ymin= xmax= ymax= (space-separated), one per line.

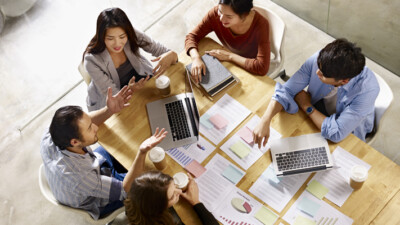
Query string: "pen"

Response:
xmin=197 ymin=144 xmax=205 ymax=150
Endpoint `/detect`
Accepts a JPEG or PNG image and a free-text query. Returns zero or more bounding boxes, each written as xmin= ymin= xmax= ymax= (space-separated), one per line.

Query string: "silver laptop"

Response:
xmin=146 ymin=73 xmax=200 ymax=150
xmin=270 ymin=133 xmax=334 ymax=176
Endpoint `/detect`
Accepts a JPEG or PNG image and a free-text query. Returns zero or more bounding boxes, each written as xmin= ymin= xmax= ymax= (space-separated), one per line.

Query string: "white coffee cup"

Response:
xmin=350 ymin=165 xmax=368 ymax=189
xmin=149 ymin=147 xmax=167 ymax=171
xmin=173 ymin=172 xmax=189 ymax=191
xmin=155 ymin=75 xmax=171 ymax=96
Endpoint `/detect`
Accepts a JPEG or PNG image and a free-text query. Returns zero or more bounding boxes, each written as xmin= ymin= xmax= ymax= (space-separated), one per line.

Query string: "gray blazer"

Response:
xmin=84 ymin=28 xmax=170 ymax=111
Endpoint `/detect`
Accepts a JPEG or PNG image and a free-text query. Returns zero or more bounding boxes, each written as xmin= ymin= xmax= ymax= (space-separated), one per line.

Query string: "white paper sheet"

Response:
xmin=214 ymin=187 xmax=275 ymax=225
xmin=283 ymin=191 xmax=353 ymax=225
xmin=220 ymin=115 xmax=282 ymax=170
xmin=310 ymin=146 xmax=371 ymax=207
xmin=199 ymin=94 xmax=251 ymax=145
xmin=197 ymin=154 xmax=246 ymax=211
xmin=249 ymin=164 xmax=310 ymax=212
xmin=166 ymin=136 xmax=215 ymax=167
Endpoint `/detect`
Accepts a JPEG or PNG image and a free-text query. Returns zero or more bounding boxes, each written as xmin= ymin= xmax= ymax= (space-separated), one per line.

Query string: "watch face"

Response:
xmin=306 ymin=106 xmax=313 ymax=114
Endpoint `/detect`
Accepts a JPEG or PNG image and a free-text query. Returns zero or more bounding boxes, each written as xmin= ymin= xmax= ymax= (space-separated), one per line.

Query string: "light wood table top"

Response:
xmin=97 ymin=38 xmax=400 ymax=225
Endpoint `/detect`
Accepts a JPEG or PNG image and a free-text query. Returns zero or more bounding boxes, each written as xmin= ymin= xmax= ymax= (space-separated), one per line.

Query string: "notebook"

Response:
xmin=270 ymin=133 xmax=334 ymax=176
xmin=186 ymin=54 xmax=239 ymax=96
xmin=146 ymin=72 xmax=200 ymax=150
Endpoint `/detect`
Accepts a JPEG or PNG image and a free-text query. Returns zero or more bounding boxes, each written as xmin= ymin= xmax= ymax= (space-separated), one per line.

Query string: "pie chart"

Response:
xmin=231 ymin=197 xmax=252 ymax=213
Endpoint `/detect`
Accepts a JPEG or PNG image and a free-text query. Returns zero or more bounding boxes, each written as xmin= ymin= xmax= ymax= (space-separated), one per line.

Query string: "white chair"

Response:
xmin=366 ymin=73 xmax=393 ymax=145
xmin=78 ymin=61 xmax=92 ymax=85
xmin=254 ymin=6 xmax=286 ymax=79
xmin=39 ymin=164 xmax=125 ymax=225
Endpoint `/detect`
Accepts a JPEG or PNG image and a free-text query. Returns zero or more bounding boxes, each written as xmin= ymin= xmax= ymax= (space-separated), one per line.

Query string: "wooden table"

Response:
xmin=97 ymin=38 xmax=400 ymax=225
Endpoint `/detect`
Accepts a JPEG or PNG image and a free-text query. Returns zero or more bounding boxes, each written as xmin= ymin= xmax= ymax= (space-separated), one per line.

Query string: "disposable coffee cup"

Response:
xmin=155 ymin=75 xmax=171 ymax=96
xmin=350 ymin=165 xmax=368 ymax=190
xmin=149 ymin=147 xmax=167 ymax=171
xmin=173 ymin=172 xmax=189 ymax=192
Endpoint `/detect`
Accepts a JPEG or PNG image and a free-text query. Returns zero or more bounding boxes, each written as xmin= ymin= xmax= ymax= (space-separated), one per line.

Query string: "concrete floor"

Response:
xmin=0 ymin=0 xmax=398 ymax=224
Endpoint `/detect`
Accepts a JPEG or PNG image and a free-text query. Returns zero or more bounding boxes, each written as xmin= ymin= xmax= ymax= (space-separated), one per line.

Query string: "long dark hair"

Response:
xmin=124 ymin=171 xmax=175 ymax=225
xmin=82 ymin=7 xmax=145 ymax=60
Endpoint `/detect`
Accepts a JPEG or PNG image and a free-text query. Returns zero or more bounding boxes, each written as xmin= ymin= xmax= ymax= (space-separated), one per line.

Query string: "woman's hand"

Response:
xmin=180 ymin=173 xmax=200 ymax=206
xmin=139 ymin=128 xmax=168 ymax=153
xmin=152 ymin=51 xmax=178 ymax=78
xmin=190 ymin=56 xmax=206 ymax=84
xmin=128 ymin=75 xmax=150 ymax=93
xmin=205 ymin=49 xmax=232 ymax=61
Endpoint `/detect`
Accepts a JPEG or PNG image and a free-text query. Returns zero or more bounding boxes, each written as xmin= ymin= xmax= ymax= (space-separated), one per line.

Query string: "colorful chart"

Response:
xmin=220 ymin=216 xmax=255 ymax=225
xmin=231 ymin=197 xmax=252 ymax=213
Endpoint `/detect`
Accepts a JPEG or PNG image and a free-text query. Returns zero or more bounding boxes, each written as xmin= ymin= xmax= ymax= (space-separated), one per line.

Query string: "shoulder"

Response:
xmin=40 ymin=128 xmax=56 ymax=156
xmin=253 ymin=10 xmax=269 ymax=27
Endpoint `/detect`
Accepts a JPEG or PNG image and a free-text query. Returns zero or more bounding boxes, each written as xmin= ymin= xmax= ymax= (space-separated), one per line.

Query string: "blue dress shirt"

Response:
xmin=272 ymin=52 xmax=379 ymax=142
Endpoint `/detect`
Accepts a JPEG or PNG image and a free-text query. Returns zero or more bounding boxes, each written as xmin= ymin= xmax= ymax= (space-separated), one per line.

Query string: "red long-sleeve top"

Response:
xmin=185 ymin=6 xmax=270 ymax=75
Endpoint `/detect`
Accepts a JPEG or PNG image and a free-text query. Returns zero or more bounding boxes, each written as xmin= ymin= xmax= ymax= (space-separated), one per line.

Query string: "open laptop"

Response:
xmin=146 ymin=72 xmax=200 ymax=150
xmin=270 ymin=133 xmax=334 ymax=176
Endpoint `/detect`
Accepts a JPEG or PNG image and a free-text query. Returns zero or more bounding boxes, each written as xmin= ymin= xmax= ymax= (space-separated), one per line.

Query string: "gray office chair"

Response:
xmin=254 ymin=6 xmax=286 ymax=79
xmin=366 ymin=73 xmax=393 ymax=145
xmin=39 ymin=164 xmax=125 ymax=225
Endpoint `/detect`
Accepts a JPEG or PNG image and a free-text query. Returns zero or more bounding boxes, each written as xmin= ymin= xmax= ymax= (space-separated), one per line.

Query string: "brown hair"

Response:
xmin=124 ymin=171 xmax=175 ymax=225
xmin=82 ymin=7 xmax=147 ymax=60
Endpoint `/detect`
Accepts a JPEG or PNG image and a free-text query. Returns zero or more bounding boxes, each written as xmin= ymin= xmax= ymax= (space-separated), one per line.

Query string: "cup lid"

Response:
xmin=351 ymin=165 xmax=368 ymax=182
xmin=155 ymin=75 xmax=170 ymax=88
xmin=173 ymin=172 xmax=189 ymax=188
xmin=149 ymin=147 xmax=165 ymax=163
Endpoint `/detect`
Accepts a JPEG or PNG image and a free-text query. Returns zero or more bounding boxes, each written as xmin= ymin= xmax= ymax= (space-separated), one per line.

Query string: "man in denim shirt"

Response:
xmin=253 ymin=39 xmax=379 ymax=146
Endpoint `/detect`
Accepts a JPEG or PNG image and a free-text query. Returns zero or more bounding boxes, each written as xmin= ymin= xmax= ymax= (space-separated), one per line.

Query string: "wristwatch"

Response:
xmin=306 ymin=106 xmax=314 ymax=115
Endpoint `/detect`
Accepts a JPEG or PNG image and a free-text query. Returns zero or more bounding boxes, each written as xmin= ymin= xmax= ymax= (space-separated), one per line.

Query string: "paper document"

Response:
xmin=199 ymin=94 xmax=251 ymax=145
xmin=283 ymin=191 xmax=353 ymax=225
xmin=166 ymin=136 xmax=215 ymax=167
xmin=249 ymin=164 xmax=309 ymax=212
xmin=196 ymin=154 xmax=245 ymax=211
xmin=214 ymin=187 xmax=276 ymax=225
xmin=220 ymin=115 xmax=282 ymax=170
xmin=310 ymin=146 xmax=371 ymax=207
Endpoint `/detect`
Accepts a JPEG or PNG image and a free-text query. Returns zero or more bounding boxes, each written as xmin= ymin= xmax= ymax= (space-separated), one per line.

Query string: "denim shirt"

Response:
xmin=272 ymin=52 xmax=379 ymax=142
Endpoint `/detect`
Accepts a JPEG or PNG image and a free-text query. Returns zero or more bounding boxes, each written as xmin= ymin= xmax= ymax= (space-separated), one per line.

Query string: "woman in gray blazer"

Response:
xmin=83 ymin=8 xmax=178 ymax=111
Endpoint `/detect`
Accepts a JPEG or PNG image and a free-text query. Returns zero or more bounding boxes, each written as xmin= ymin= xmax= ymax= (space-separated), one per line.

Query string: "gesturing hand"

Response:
xmin=152 ymin=51 xmax=177 ymax=78
xmin=106 ymin=86 xmax=132 ymax=114
xmin=128 ymin=75 xmax=150 ymax=92
xmin=139 ymin=128 xmax=168 ymax=153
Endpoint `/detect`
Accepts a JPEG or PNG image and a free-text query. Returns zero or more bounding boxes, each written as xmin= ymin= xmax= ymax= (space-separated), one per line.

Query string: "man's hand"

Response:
xmin=205 ymin=49 xmax=232 ymax=61
xmin=139 ymin=128 xmax=168 ymax=153
xmin=152 ymin=51 xmax=177 ymax=78
xmin=128 ymin=75 xmax=150 ymax=93
xmin=106 ymin=86 xmax=132 ymax=114
xmin=253 ymin=121 xmax=271 ymax=149
xmin=180 ymin=173 xmax=200 ymax=206
xmin=295 ymin=90 xmax=312 ymax=111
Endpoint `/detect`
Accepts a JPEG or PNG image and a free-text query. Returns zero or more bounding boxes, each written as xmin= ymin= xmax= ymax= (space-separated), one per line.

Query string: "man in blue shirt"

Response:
xmin=253 ymin=39 xmax=379 ymax=147
xmin=40 ymin=86 xmax=167 ymax=219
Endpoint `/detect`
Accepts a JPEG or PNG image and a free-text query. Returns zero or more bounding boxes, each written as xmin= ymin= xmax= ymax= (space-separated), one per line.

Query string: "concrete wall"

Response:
xmin=272 ymin=0 xmax=400 ymax=76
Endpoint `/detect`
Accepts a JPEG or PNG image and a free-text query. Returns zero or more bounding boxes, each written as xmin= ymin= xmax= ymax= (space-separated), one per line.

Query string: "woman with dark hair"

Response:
xmin=124 ymin=171 xmax=219 ymax=225
xmin=185 ymin=0 xmax=270 ymax=81
xmin=83 ymin=7 xmax=178 ymax=111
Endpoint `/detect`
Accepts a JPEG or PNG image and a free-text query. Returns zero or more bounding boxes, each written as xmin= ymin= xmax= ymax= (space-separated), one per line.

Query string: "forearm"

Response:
xmin=299 ymin=105 xmax=326 ymax=130
xmin=89 ymin=107 xmax=113 ymax=126
xmin=189 ymin=48 xmax=201 ymax=60
xmin=260 ymin=99 xmax=284 ymax=126
xmin=123 ymin=151 xmax=147 ymax=192
xmin=228 ymin=52 xmax=247 ymax=70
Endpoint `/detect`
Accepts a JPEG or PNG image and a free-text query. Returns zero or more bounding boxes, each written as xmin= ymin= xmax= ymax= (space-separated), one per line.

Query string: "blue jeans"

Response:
xmin=94 ymin=146 xmax=127 ymax=218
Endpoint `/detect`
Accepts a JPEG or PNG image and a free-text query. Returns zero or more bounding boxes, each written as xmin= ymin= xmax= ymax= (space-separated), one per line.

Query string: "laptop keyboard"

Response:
xmin=276 ymin=147 xmax=328 ymax=171
xmin=165 ymin=100 xmax=191 ymax=141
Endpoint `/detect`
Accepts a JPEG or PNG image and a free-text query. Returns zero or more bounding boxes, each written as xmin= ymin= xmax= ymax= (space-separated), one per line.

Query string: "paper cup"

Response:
xmin=149 ymin=147 xmax=167 ymax=171
xmin=350 ymin=165 xmax=368 ymax=189
xmin=155 ymin=75 xmax=171 ymax=96
xmin=173 ymin=172 xmax=189 ymax=192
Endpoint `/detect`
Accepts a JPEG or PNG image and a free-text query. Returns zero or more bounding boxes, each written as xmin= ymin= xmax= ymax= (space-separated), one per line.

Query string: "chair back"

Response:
xmin=374 ymin=73 xmax=393 ymax=127
xmin=254 ymin=6 xmax=285 ymax=63
xmin=39 ymin=164 xmax=59 ymax=205
xmin=78 ymin=62 xmax=92 ymax=85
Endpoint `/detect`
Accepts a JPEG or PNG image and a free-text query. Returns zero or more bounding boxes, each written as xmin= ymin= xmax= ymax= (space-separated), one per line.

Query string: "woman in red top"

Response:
xmin=185 ymin=0 xmax=270 ymax=81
